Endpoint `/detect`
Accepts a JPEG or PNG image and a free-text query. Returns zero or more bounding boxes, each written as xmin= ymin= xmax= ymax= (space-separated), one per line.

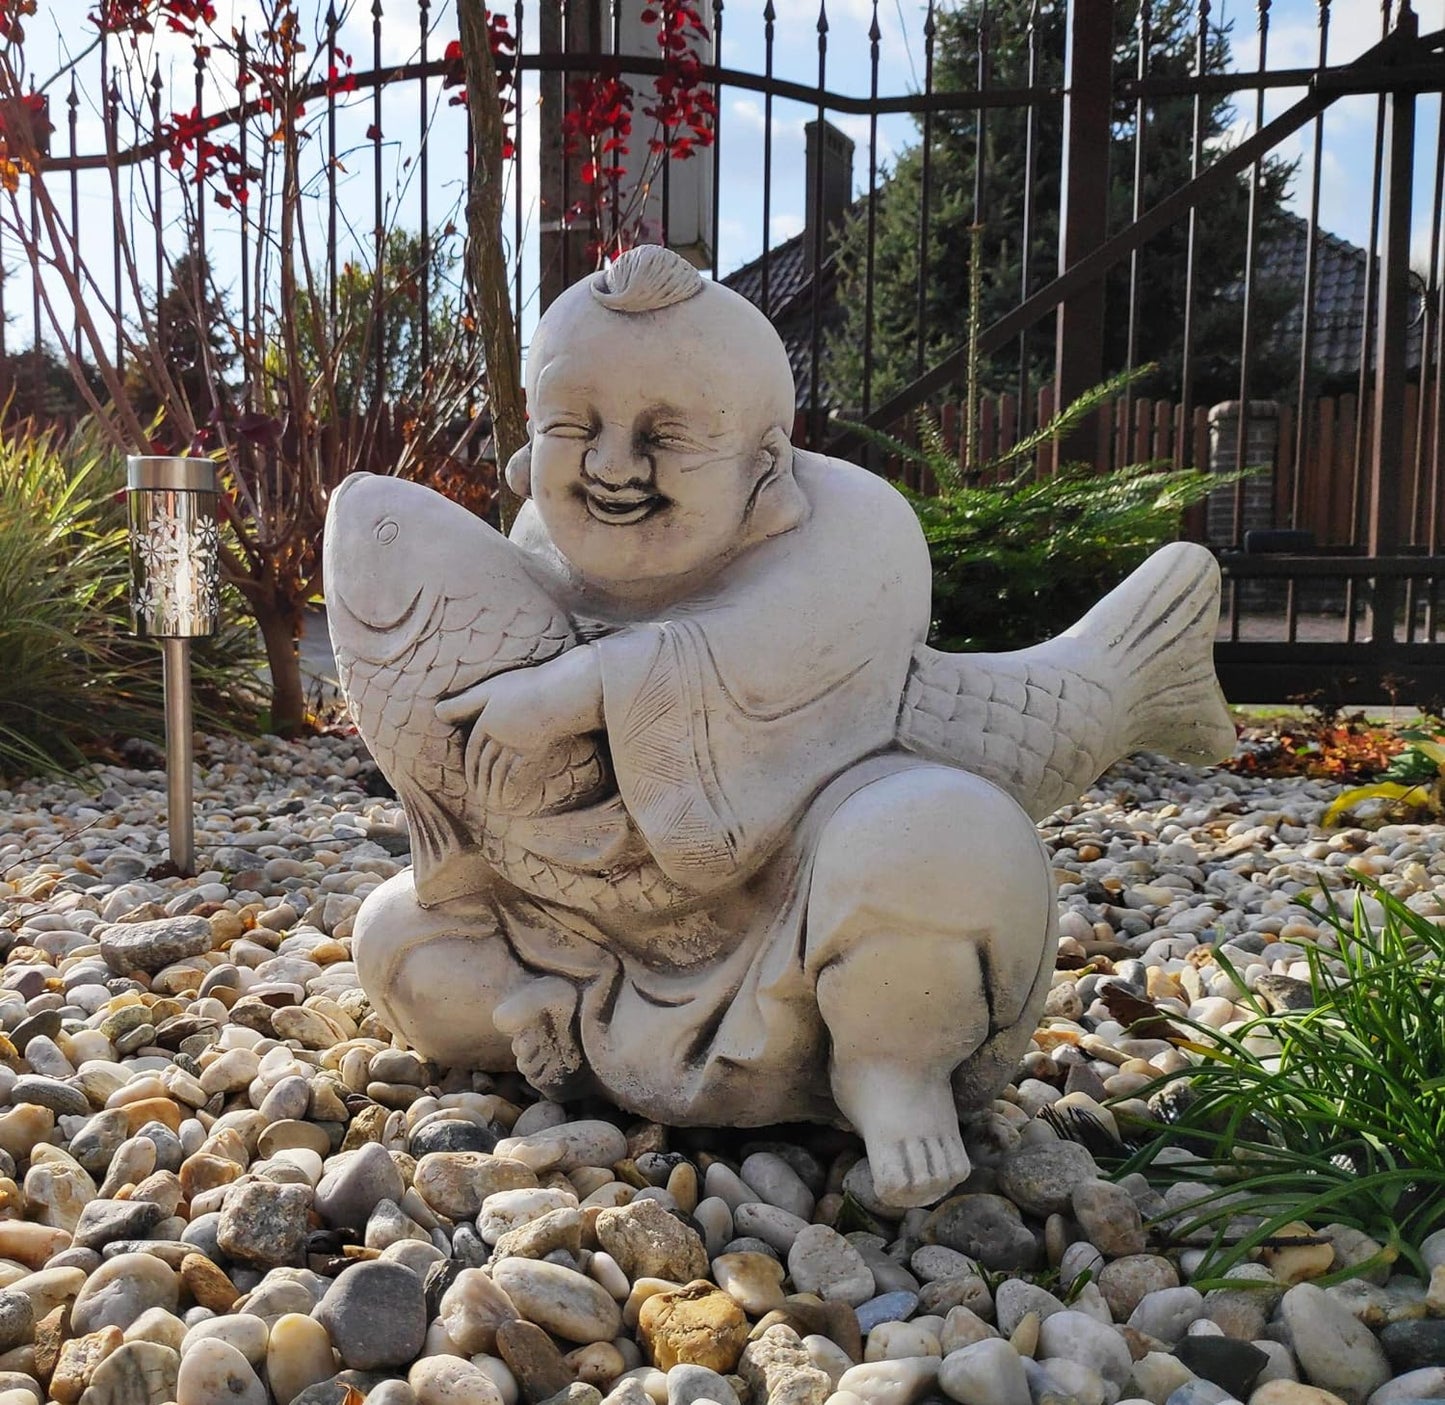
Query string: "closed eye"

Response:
xmin=541 ymin=419 xmax=594 ymax=440
xmin=643 ymin=427 xmax=704 ymax=452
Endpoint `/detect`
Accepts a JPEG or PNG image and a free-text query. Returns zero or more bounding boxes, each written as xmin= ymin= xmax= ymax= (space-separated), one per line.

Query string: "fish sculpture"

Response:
xmin=324 ymin=471 xmax=1233 ymax=910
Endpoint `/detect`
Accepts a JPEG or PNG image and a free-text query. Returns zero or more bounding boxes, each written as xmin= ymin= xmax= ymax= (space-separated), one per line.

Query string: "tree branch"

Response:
xmin=458 ymin=1 xmax=526 ymax=523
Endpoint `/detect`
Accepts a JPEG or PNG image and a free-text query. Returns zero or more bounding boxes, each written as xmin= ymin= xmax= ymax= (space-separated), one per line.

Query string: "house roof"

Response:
xmin=1254 ymin=210 xmax=1425 ymax=381
xmin=720 ymin=229 xmax=840 ymax=412
xmin=721 ymin=208 xmax=1422 ymax=409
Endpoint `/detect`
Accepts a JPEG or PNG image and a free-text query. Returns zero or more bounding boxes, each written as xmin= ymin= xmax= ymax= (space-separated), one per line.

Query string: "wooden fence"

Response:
xmin=869 ymin=382 xmax=1443 ymax=553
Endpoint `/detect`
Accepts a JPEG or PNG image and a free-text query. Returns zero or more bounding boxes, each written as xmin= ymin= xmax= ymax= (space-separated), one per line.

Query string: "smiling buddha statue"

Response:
xmin=324 ymin=244 xmax=1234 ymax=1209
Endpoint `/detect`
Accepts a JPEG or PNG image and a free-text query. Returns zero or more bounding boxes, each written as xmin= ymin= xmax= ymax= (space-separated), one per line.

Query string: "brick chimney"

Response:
xmin=804 ymin=119 xmax=855 ymax=269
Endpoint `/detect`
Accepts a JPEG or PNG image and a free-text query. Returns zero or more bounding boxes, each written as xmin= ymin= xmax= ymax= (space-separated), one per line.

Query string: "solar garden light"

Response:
xmin=126 ymin=456 xmax=220 ymax=878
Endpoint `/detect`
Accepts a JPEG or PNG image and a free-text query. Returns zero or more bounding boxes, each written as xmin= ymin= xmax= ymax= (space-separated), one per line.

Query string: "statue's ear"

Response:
xmin=745 ymin=426 xmax=807 ymax=540
xmin=504 ymin=439 xmax=532 ymax=499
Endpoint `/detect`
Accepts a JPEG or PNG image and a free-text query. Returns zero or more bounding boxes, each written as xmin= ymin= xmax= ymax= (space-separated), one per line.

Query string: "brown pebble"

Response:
xmin=341 ymin=1106 xmax=389 ymax=1151
xmin=121 ymin=1098 xmax=182 ymax=1133
xmin=1009 ymin=1310 xmax=1040 ymax=1357
xmin=51 ymin=1326 xmax=123 ymax=1405
xmin=497 ymin=1318 xmax=578 ymax=1405
xmin=639 ymin=1280 xmax=750 ymax=1374
xmin=181 ymin=1252 xmax=238 ymax=1312
xmin=625 ymin=1123 xmax=668 ymax=1158
xmin=33 ymin=1302 xmax=70 ymax=1386
xmin=178 ymin=1153 xmax=241 ymax=1199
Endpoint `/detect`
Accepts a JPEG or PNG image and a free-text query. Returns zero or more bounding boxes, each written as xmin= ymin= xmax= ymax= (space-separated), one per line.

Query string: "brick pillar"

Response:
xmin=1207 ymin=400 xmax=1278 ymax=549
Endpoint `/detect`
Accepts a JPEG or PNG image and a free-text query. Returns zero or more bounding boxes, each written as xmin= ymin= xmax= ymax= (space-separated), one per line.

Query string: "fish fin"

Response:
xmin=898 ymin=543 xmax=1234 ymax=820
xmin=1079 ymin=540 xmax=1235 ymax=765
xmin=394 ymin=777 xmax=489 ymax=906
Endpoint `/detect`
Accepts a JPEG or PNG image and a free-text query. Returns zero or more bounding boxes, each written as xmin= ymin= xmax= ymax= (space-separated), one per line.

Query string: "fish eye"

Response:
xmin=375 ymin=518 xmax=399 ymax=545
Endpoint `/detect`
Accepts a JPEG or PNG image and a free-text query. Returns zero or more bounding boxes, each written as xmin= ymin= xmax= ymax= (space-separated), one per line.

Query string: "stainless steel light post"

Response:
xmin=126 ymin=457 xmax=221 ymax=877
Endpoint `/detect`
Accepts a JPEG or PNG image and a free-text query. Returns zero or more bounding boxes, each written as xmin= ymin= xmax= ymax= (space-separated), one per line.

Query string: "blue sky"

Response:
xmin=12 ymin=0 xmax=1445 ymax=362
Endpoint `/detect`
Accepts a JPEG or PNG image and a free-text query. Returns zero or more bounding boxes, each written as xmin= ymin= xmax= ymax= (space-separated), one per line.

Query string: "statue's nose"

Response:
xmin=585 ymin=427 xmax=651 ymax=489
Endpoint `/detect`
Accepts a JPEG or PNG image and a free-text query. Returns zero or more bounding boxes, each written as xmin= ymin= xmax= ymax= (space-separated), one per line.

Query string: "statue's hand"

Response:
xmin=436 ymin=645 xmax=604 ymax=753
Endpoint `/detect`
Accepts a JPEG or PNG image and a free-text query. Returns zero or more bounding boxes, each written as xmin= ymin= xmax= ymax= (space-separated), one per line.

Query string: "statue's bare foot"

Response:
xmin=834 ymin=1060 xmax=971 ymax=1209
xmin=494 ymin=977 xmax=586 ymax=1096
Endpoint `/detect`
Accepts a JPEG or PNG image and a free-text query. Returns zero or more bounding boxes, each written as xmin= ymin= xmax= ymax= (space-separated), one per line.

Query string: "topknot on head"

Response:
xmin=590 ymin=244 xmax=705 ymax=314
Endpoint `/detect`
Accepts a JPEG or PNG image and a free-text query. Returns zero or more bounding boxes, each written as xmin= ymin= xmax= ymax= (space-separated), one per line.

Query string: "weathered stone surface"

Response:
xmin=596 ymin=1199 xmax=709 ymax=1283
xmin=737 ymin=1324 xmax=831 ymax=1405
xmin=311 ymin=1261 xmax=428 ymax=1370
xmin=496 ymin=1319 xmax=577 ymax=1404
xmin=100 ymin=917 xmax=213 ymax=975
xmin=217 ymin=1182 xmax=310 ymax=1267
xmin=329 ymin=247 xmax=1232 ymax=1211
xmin=638 ymin=1281 xmax=750 ymax=1374
xmin=490 ymin=1260 xmax=622 ymax=1345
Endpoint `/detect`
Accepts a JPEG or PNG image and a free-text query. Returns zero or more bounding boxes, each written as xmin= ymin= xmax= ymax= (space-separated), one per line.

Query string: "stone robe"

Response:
xmin=492 ymin=453 xmax=934 ymax=1124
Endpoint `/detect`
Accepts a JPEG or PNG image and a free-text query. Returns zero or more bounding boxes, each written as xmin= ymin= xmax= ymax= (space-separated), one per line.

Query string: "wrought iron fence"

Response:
xmin=5 ymin=0 xmax=1445 ymax=702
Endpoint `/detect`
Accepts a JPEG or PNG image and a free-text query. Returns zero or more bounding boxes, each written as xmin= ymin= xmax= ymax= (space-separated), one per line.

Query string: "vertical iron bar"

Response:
xmin=808 ymin=0 xmax=829 ymax=446
xmin=1054 ymin=0 xmax=1113 ymax=464
xmin=1351 ymin=3 xmax=1393 ymax=554
xmin=516 ymin=0 xmax=526 ymax=335
xmin=238 ymin=30 xmax=252 ymax=409
xmin=560 ymin=0 xmax=572 ymax=290
xmin=1433 ymin=96 xmax=1445 ymax=559
xmin=914 ymin=0 xmax=936 ymax=382
xmin=609 ymin=0 xmax=621 ymax=257
xmin=193 ymin=45 xmax=208 ymax=428
xmin=1177 ymin=0 xmax=1209 ymax=472
xmin=661 ymin=0 xmax=674 ymax=253
xmin=965 ymin=4 xmax=990 ymax=471
xmin=862 ymin=0 xmax=881 ymax=419
xmin=710 ymin=0 xmax=724 ymax=280
xmin=1431 ymin=96 xmax=1445 ymax=641
xmin=1124 ymin=0 xmax=1152 ymax=440
xmin=419 ymin=0 xmax=431 ymax=375
xmin=68 ymin=77 xmax=80 ymax=361
xmin=1366 ymin=3 xmax=1417 ymax=651
xmin=109 ymin=71 xmax=123 ymax=373
xmin=326 ymin=5 xmax=338 ymax=329
xmin=151 ymin=64 xmax=163 ymax=356
xmin=1017 ymin=0 xmax=1039 ymax=436
xmin=194 ymin=46 xmax=206 ymax=260
xmin=1413 ymin=91 xmax=1443 ymax=555
xmin=1231 ymin=0 xmax=1269 ymax=549
xmin=1289 ymin=0 xmax=1331 ymax=536
xmin=761 ymin=0 xmax=775 ymax=317
xmin=373 ymin=0 xmax=386 ymax=414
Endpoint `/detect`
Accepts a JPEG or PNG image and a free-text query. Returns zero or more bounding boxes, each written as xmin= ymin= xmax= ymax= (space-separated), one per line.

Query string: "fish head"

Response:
xmin=324 ymin=472 xmax=484 ymax=663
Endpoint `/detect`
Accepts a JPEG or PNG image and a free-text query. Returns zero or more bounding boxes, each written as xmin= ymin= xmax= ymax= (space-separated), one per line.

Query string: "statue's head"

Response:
xmin=510 ymin=244 xmax=805 ymax=595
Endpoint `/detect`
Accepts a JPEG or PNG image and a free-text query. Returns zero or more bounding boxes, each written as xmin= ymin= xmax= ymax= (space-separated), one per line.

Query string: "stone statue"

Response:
xmin=324 ymin=244 xmax=1234 ymax=1208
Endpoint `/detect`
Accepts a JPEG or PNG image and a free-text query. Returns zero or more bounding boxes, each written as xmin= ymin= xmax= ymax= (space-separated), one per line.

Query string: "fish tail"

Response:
xmin=1075 ymin=541 xmax=1236 ymax=765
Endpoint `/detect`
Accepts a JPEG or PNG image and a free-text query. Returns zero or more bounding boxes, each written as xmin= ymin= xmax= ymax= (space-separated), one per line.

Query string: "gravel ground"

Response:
xmin=0 ymin=732 xmax=1443 ymax=1405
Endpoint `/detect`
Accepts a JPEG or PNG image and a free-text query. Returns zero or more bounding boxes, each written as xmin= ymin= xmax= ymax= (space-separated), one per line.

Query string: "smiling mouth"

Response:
xmin=583 ymin=490 xmax=665 ymax=525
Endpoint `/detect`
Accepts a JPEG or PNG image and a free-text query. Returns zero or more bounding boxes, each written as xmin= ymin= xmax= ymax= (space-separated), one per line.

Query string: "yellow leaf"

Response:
xmin=1409 ymin=740 xmax=1445 ymax=768
xmin=1322 ymin=781 xmax=1431 ymax=827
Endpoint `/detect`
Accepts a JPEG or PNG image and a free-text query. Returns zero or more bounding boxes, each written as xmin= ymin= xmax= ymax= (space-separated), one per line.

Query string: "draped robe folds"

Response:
xmin=496 ymin=455 xmax=935 ymax=1124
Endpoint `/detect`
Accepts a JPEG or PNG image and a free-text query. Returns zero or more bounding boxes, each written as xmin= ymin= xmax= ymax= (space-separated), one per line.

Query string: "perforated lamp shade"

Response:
xmin=126 ymin=456 xmax=220 ymax=639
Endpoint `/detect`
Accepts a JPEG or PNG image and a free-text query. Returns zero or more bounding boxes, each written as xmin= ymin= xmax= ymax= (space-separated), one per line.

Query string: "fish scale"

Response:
xmin=327 ymin=483 xmax=694 ymax=915
xmin=329 ymin=477 xmax=1235 ymax=920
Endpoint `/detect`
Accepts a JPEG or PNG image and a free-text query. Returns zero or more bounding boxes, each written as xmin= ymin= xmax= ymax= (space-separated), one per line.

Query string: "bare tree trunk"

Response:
xmin=253 ymin=594 xmax=307 ymax=738
xmin=459 ymin=0 xmax=528 ymax=526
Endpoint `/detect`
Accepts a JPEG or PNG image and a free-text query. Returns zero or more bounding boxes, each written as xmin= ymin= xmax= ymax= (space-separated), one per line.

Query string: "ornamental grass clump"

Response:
xmin=1116 ymin=876 xmax=1445 ymax=1279
xmin=0 ymin=420 xmax=262 ymax=780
